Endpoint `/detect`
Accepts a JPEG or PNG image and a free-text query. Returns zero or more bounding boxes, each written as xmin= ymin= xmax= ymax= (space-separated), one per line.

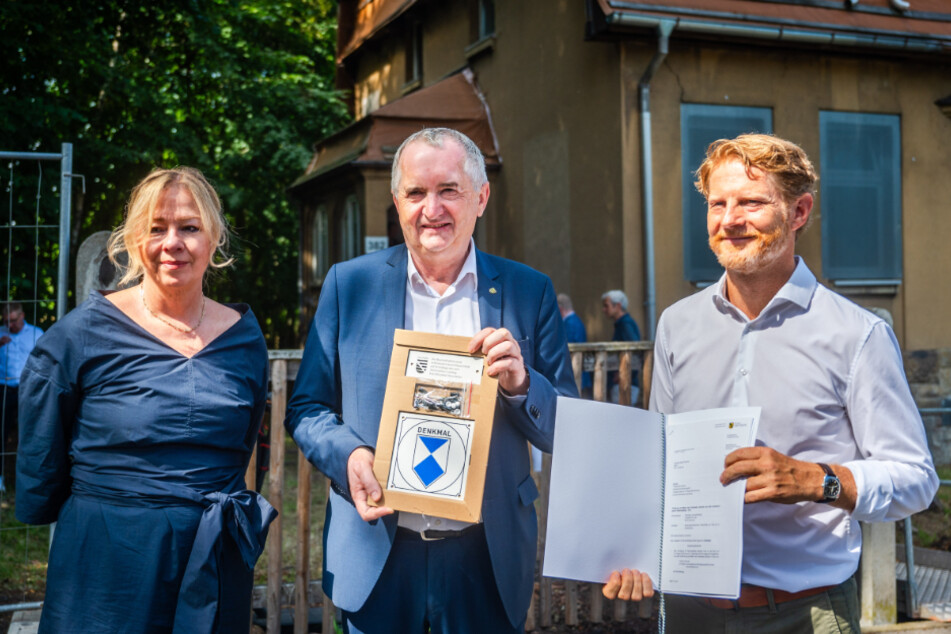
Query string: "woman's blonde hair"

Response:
xmin=108 ymin=167 xmax=232 ymax=287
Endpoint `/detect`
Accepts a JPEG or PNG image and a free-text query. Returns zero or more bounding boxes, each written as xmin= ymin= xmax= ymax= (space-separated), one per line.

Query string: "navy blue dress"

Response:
xmin=15 ymin=292 xmax=276 ymax=634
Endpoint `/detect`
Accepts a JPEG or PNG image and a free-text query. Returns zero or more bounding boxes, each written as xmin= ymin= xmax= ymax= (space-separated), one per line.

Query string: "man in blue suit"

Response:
xmin=286 ymin=128 xmax=577 ymax=633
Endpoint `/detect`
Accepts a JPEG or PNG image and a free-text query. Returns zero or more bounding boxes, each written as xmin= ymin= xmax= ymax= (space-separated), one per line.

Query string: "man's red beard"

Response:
xmin=708 ymin=215 xmax=790 ymax=274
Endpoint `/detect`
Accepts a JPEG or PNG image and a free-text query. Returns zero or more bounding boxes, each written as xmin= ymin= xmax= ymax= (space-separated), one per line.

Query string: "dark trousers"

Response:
xmin=342 ymin=525 xmax=520 ymax=634
xmin=1 ymin=385 xmax=17 ymax=488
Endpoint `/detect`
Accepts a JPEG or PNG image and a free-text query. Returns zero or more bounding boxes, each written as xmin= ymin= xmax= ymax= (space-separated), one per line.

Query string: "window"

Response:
xmin=405 ymin=20 xmax=422 ymax=88
xmin=340 ymin=195 xmax=362 ymax=261
xmin=311 ymin=205 xmax=329 ymax=284
xmin=477 ymin=0 xmax=495 ymax=40
xmin=680 ymin=104 xmax=773 ymax=282
xmin=819 ymin=111 xmax=901 ymax=282
xmin=467 ymin=0 xmax=495 ymax=56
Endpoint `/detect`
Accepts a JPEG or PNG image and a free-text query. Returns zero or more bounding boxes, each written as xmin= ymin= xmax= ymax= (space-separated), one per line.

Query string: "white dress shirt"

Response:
xmin=398 ymin=241 xmax=481 ymax=533
xmin=1 ymin=321 xmax=44 ymax=387
xmin=650 ymin=257 xmax=938 ymax=592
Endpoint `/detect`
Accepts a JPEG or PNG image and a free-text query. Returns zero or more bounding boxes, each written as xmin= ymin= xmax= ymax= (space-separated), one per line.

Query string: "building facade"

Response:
xmin=290 ymin=0 xmax=951 ymax=428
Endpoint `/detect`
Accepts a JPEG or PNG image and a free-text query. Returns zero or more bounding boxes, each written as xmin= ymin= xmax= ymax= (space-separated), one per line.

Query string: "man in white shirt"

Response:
xmin=286 ymin=128 xmax=577 ymax=633
xmin=1 ymin=302 xmax=44 ymax=492
xmin=604 ymin=133 xmax=937 ymax=633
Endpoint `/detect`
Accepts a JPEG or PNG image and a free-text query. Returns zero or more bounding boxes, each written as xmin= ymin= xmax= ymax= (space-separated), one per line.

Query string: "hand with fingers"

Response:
xmin=720 ymin=446 xmax=855 ymax=510
xmin=602 ymin=568 xmax=654 ymax=602
xmin=347 ymin=446 xmax=394 ymax=521
xmin=469 ymin=327 xmax=529 ymax=396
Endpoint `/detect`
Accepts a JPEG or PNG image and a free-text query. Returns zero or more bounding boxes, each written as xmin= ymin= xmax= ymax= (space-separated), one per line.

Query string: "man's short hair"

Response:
xmin=556 ymin=293 xmax=573 ymax=313
xmin=391 ymin=128 xmax=488 ymax=194
xmin=601 ymin=290 xmax=628 ymax=311
xmin=2 ymin=302 xmax=22 ymax=316
xmin=694 ymin=134 xmax=818 ymax=236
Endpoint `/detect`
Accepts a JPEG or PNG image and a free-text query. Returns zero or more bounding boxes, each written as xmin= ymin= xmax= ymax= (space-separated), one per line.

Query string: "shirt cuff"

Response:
xmin=498 ymin=385 xmax=528 ymax=406
xmin=844 ymin=459 xmax=893 ymax=522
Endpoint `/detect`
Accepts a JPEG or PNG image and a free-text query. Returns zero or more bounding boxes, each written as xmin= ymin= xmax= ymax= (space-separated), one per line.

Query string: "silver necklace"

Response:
xmin=140 ymin=284 xmax=205 ymax=334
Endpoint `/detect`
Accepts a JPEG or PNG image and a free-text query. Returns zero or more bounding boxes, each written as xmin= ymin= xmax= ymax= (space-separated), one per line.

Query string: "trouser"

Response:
xmin=665 ymin=576 xmax=861 ymax=634
xmin=342 ymin=524 xmax=520 ymax=634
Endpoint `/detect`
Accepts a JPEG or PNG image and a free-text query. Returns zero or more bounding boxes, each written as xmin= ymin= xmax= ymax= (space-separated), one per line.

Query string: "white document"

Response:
xmin=542 ymin=397 xmax=759 ymax=599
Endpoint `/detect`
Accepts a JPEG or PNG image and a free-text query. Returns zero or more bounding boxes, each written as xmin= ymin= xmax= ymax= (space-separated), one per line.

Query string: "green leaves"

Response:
xmin=1 ymin=0 xmax=349 ymax=345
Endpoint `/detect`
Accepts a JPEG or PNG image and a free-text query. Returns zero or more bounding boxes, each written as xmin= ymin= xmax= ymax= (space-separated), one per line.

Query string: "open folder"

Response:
xmin=542 ymin=397 xmax=760 ymax=599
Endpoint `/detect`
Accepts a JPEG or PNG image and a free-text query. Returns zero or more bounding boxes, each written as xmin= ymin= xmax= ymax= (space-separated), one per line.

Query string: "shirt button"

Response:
xmin=435 ymin=519 xmax=442 ymax=526
xmin=740 ymin=369 xmax=748 ymax=376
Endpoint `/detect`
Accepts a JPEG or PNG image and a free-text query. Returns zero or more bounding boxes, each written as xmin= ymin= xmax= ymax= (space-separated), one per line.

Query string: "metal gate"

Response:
xmin=0 ymin=143 xmax=74 ymax=614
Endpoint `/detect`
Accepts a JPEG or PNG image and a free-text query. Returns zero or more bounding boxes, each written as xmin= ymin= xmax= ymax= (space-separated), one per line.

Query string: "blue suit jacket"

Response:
xmin=285 ymin=245 xmax=578 ymax=626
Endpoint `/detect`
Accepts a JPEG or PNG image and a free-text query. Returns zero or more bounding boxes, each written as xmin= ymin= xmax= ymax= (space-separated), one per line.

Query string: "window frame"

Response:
xmin=680 ymin=103 xmax=774 ymax=283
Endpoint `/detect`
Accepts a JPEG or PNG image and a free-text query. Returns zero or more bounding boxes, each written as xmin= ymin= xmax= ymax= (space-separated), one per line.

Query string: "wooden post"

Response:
xmin=245 ymin=430 xmax=258 ymax=491
xmin=538 ymin=452 xmax=553 ymax=628
xmin=267 ymin=360 xmax=287 ymax=634
xmin=618 ymin=351 xmax=632 ymax=407
xmin=294 ymin=451 xmax=312 ymax=634
xmin=571 ymin=349 xmax=583 ymax=394
xmin=565 ymin=580 xmax=579 ymax=625
xmin=322 ymin=477 xmax=336 ymax=634
xmin=588 ymin=350 xmax=607 ymax=623
xmin=641 ymin=350 xmax=653 ymax=408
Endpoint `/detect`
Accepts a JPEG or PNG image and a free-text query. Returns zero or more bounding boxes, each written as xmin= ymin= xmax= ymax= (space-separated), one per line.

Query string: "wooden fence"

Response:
xmin=251 ymin=342 xmax=653 ymax=633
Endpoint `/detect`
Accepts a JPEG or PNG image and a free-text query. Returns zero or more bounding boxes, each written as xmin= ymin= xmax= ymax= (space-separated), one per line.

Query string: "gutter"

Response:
xmin=638 ymin=20 xmax=673 ymax=340
xmin=606 ymin=11 xmax=948 ymax=53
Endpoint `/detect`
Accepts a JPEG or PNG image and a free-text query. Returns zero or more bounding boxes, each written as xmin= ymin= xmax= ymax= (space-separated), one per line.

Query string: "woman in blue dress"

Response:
xmin=15 ymin=167 xmax=276 ymax=633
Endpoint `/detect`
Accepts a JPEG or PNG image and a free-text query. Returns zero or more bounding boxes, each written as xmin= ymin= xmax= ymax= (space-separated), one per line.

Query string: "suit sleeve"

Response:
xmin=501 ymin=277 xmax=578 ymax=453
xmin=284 ymin=266 xmax=366 ymax=496
xmin=16 ymin=326 xmax=80 ymax=525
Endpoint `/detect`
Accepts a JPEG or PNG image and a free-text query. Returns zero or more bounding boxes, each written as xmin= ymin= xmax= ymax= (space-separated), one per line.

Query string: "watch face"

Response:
xmin=823 ymin=476 xmax=841 ymax=501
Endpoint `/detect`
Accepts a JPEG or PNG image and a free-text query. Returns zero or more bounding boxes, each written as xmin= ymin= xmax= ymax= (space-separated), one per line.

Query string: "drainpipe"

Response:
xmin=639 ymin=20 xmax=674 ymax=340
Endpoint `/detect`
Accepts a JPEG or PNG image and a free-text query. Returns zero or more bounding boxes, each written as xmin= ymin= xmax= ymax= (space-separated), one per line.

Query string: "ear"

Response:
xmin=789 ymin=192 xmax=813 ymax=233
xmin=476 ymin=181 xmax=490 ymax=218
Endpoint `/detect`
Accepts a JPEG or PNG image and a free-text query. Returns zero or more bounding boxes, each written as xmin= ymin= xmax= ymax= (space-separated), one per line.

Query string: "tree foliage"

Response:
xmin=0 ymin=0 xmax=348 ymax=346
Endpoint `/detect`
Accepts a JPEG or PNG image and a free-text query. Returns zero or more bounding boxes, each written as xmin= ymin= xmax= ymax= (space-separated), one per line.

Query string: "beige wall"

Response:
xmin=620 ymin=43 xmax=951 ymax=349
xmin=340 ymin=2 xmax=951 ymax=349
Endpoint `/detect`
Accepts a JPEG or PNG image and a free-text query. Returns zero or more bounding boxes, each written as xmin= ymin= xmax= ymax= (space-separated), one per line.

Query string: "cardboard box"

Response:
xmin=371 ymin=329 xmax=498 ymax=522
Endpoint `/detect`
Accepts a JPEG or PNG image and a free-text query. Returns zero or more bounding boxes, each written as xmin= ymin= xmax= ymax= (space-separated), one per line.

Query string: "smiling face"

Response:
xmin=706 ymin=159 xmax=810 ymax=275
xmin=141 ymin=185 xmax=212 ymax=290
xmin=392 ymin=137 xmax=489 ymax=269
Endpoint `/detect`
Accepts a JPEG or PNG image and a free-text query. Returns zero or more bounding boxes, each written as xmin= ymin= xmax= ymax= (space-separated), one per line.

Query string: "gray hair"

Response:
xmin=391 ymin=127 xmax=488 ymax=194
xmin=557 ymin=293 xmax=574 ymax=312
xmin=601 ymin=290 xmax=628 ymax=311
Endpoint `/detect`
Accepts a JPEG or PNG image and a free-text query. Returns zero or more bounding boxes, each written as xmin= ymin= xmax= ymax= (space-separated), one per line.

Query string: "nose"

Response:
xmin=720 ymin=201 xmax=745 ymax=229
xmin=162 ymin=228 xmax=185 ymax=250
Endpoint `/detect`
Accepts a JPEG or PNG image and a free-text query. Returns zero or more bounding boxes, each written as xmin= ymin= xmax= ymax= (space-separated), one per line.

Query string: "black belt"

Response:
xmin=396 ymin=524 xmax=482 ymax=542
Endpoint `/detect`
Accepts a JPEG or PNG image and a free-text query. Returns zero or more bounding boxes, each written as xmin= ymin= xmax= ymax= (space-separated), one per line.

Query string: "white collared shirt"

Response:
xmin=398 ymin=241 xmax=480 ymax=532
xmin=651 ymin=257 xmax=938 ymax=591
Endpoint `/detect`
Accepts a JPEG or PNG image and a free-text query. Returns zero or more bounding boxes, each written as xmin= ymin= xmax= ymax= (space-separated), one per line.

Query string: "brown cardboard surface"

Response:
xmin=371 ymin=329 xmax=498 ymax=522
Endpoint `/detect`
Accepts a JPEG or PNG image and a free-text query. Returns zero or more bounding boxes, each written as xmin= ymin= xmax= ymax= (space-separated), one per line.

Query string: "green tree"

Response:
xmin=0 ymin=0 xmax=348 ymax=346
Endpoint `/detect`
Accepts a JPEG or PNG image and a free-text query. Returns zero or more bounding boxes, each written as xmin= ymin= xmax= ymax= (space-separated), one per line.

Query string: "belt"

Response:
xmin=396 ymin=524 xmax=482 ymax=542
xmin=701 ymin=583 xmax=835 ymax=610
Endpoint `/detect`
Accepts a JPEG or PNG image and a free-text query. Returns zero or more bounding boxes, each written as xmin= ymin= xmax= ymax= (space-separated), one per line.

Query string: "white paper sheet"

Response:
xmin=543 ymin=397 xmax=759 ymax=599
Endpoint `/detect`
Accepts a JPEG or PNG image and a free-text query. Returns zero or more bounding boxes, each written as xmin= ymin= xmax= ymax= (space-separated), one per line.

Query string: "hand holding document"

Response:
xmin=542 ymin=397 xmax=760 ymax=599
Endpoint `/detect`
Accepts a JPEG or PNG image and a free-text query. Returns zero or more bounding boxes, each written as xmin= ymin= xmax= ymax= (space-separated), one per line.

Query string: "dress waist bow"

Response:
xmin=71 ymin=466 xmax=277 ymax=633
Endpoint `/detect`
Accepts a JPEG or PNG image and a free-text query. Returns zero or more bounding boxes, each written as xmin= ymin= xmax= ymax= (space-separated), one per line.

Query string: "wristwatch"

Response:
xmin=818 ymin=463 xmax=841 ymax=503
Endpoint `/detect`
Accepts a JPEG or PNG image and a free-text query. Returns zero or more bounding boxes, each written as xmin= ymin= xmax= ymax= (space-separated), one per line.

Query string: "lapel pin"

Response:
xmin=489 ymin=287 xmax=497 ymax=294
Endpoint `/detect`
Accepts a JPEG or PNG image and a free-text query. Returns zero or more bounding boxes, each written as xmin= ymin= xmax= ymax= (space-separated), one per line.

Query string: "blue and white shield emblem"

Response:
xmin=412 ymin=434 xmax=450 ymax=488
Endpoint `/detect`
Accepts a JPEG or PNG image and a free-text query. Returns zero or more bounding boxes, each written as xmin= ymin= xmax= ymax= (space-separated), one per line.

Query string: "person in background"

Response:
xmin=604 ymin=133 xmax=937 ymax=633
xmin=601 ymin=289 xmax=641 ymax=404
xmin=558 ymin=292 xmax=592 ymax=399
xmin=0 ymin=302 xmax=43 ymax=493
xmin=16 ymin=166 xmax=275 ymax=633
